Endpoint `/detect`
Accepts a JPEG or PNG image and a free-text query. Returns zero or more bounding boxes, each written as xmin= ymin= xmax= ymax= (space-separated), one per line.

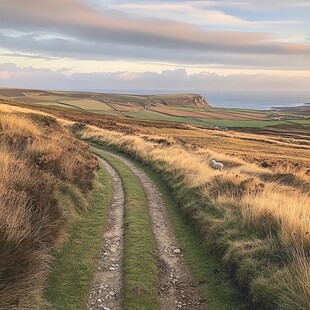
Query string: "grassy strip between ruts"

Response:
xmin=91 ymin=143 xmax=249 ymax=310
xmin=45 ymin=166 xmax=113 ymax=310
xmin=92 ymin=147 xmax=160 ymax=310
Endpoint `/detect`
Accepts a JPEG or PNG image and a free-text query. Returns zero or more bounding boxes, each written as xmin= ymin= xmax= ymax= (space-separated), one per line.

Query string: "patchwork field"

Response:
xmin=1 ymin=88 xmax=309 ymax=172
xmin=1 ymin=87 xmax=309 ymax=129
xmin=148 ymin=106 xmax=269 ymax=120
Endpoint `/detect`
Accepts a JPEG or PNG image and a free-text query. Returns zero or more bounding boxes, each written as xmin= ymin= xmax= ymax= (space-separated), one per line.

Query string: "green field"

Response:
xmin=125 ymin=109 xmax=306 ymax=128
xmin=59 ymin=99 xmax=113 ymax=111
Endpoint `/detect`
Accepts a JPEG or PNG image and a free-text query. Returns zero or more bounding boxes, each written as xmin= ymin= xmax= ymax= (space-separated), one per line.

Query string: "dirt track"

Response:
xmin=89 ymin=149 xmax=204 ymax=309
xmin=88 ymin=157 xmax=125 ymax=310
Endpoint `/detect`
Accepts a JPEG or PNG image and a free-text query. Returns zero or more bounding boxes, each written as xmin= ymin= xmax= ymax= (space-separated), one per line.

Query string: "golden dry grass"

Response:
xmin=77 ymin=124 xmax=310 ymax=309
xmin=2 ymin=100 xmax=309 ymax=308
xmin=36 ymin=103 xmax=309 ymax=172
xmin=0 ymin=112 xmax=98 ymax=309
xmin=59 ymin=99 xmax=113 ymax=111
xmin=79 ymin=126 xmax=309 ymax=244
xmin=0 ymin=102 xmax=51 ymax=115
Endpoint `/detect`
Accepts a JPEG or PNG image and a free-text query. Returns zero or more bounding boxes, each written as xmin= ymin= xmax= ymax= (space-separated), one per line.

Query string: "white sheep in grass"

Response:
xmin=210 ymin=159 xmax=224 ymax=171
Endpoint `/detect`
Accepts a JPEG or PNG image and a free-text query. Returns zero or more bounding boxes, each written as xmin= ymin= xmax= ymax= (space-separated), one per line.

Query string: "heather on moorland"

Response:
xmin=0 ymin=112 xmax=98 ymax=309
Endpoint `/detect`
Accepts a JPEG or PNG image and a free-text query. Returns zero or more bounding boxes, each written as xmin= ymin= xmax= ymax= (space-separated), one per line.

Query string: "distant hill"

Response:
xmin=0 ymin=88 xmax=211 ymax=110
xmin=272 ymin=103 xmax=310 ymax=116
xmin=2 ymin=88 xmax=309 ymax=130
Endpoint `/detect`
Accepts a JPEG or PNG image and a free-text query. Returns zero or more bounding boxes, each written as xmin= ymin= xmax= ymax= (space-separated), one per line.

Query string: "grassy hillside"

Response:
xmin=75 ymin=124 xmax=310 ymax=310
xmin=35 ymin=106 xmax=309 ymax=172
xmin=0 ymin=88 xmax=210 ymax=114
xmin=274 ymin=103 xmax=310 ymax=115
xmin=0 ymin=112 xmax=98 ymax=309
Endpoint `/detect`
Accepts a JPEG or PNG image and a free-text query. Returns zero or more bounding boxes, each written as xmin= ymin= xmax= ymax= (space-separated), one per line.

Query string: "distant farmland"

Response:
xmin=1 ymin=88 xmax=309 ymax=129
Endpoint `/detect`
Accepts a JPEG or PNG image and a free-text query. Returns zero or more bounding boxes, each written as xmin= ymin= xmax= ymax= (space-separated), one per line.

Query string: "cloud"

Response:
xmin=0 ymin=0 xmax=309 ymax=70
xmin=113 ymin=2 xmax=301 ymax=28
xmin=227 ymin=0 xmax=310 ymax=9
xmin=1 ymin=63 xmax=310 ymax=93
xmin=0 ymin=0 xmax=268 ymax=51
xmin=176 ymin=0 xmax=310 ymax=9
xmin=2 ymin=52 xmax=58 ymax=60
xmin=0 ymin=31 xmax=309 ymax=71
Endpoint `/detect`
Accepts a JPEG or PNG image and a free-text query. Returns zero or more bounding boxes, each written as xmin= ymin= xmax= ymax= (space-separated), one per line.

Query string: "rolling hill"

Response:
xmin=0 ymin=88 xmax=210 ymax=114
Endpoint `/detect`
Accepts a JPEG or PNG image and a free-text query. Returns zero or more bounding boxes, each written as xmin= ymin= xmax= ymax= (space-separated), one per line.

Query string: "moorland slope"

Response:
xmin=76 ymin=123 xmax=310 ymax=310
xmin=0 ymin=94 xmax=309 ymax=310
xmin=0 ymin=111 xmax=98 ymax=309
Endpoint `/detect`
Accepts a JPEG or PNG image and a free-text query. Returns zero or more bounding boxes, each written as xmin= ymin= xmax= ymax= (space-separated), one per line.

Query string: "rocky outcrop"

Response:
xmin=155 ymin=94 xmax=211 ymax=108
xmin=192 ymin=95 xmax=210 ymax=107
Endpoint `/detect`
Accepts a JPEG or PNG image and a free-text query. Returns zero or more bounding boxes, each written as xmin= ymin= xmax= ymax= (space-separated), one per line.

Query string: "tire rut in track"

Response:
xmin=99 ymin=150 xmax=205 ymax=310
xmin=88 ymin=157 xmax=125 ymax=310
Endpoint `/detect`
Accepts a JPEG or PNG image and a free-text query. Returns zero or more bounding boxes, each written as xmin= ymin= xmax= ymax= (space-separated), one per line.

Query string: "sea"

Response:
xmin=93 ymin=89 xmax=310 ymax=110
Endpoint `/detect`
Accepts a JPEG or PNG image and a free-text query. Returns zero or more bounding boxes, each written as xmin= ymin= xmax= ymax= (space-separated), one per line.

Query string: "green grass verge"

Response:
xmin=45 ymin=167 xmax=113 ymax=310
xmin=91 ymin=143 xmax=249 ymax=310
xmin=91 ymin=148 xmax=160 ymax=310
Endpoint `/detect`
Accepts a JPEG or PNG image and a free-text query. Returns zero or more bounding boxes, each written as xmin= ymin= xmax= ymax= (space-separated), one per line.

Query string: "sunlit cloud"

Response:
xmin=0 ymin=0 xmax=309 ymax=91
xmin=1 ymin=64 xmax=310 ymax=92
xmin=113 ymin=2 xmax=301 ymax=28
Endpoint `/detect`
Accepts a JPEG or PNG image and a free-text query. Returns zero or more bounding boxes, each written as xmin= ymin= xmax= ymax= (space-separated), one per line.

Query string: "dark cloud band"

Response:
xmin=0 ymin=0 xmax=309 ymax=69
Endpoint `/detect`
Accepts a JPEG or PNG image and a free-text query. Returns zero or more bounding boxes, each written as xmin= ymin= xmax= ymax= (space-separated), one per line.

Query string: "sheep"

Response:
xmin=210 ymin=159 xmax=224 ymax=171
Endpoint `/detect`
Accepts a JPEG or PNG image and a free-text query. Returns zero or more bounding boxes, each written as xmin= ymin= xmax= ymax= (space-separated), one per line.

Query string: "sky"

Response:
xmin=0 ymin=0 xmax=310 ymax=92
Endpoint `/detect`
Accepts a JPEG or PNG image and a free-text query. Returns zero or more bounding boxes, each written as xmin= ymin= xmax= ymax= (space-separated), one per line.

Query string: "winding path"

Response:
xmin=89 ymin=149 xmax=205 ymax=310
